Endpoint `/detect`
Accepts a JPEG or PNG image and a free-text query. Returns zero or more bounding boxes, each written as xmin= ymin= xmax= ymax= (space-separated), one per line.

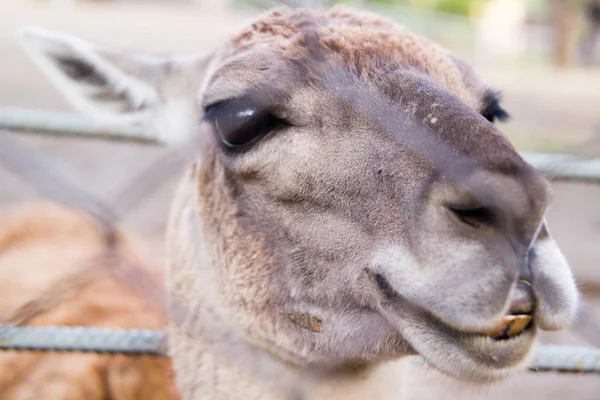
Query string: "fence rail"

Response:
xmin=0 ymin=107 xmax=156 ymax=144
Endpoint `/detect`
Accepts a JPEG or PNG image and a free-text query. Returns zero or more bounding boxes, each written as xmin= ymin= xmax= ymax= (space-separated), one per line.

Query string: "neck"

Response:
xmin=165 ymin=167 xmax=406 ymax=399
xmin=167 ymin=320 xmax=406 ymax=399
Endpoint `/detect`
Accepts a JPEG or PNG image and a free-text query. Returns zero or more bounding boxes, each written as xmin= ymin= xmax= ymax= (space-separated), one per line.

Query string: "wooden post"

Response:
xmin=549 ymin=0 xmax=581 ymax=68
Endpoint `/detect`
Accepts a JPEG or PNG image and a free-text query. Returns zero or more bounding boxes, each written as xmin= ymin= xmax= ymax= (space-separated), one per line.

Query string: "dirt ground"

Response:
xmin=1 ymin=1 xmax=599 ymax=399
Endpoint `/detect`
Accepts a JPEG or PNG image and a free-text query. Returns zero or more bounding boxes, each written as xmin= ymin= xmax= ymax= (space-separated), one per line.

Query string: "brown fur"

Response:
xmin=0 ymin=202 xmax=179 ymax=400
xmin=231 ymin=8 xmax=481 ymax=109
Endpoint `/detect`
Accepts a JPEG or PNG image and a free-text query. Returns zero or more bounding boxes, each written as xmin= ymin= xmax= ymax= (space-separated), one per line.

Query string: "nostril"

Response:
xmin=509 ymin=281 xmax=535 ymax=315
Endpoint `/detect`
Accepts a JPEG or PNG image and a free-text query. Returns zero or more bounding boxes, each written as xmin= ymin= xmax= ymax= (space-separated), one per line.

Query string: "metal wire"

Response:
xmin=521 ymin=152 xmax=600 ymax=184
xmin=1 ymin=324 xmax=599 ymax=374
xmin=0 ymin=324 xmax=167 ymax=356
xmin=0 ymin=107 xmax=157 ymax=145
xmin=530 ymin=344 xmax=600 ymax=373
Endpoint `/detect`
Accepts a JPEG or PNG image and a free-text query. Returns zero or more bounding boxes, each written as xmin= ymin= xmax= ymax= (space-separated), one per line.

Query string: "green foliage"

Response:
xmin=432 ymin=0 xmax=485 ymax=16
xmin=336 ymin=0 xmax=488 ymax=17
xmin=237 ymin=0 xmax=584 ymax=18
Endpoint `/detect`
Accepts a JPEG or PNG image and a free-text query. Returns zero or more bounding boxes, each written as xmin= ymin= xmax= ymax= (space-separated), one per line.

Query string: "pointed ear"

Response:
xmin=18 ymin=26 xmax=163 ymax=126
xmin=18 ymin=26 xmax=216 ymax=145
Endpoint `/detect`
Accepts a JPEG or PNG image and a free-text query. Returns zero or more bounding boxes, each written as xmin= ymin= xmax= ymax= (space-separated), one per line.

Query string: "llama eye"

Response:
xmin=204 ymin=96 xmax=286 ymax=148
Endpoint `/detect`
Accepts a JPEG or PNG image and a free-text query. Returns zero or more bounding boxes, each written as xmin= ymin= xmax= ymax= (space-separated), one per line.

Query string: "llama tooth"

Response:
xmin=507 ymin=315 xmax=532 ymax=337
xmin=487 ymin=315 xmax=515 ymax=337
xmin=487 ymin=315 xmax=532 ymax=337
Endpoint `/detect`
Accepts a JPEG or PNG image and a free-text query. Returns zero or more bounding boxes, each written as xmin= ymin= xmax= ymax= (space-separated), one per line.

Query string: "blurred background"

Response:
xmin=0 ymin=0 xmax=599 ymax=398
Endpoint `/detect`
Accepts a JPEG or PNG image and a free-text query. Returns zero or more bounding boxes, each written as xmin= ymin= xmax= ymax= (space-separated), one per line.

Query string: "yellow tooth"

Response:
xmin=488 ymin=315 xmax=516 ymax=337
xmin=487 ymin=315 xmax=532 ymax=337
xmin=507 ymin=315 xmax=532 ymax=337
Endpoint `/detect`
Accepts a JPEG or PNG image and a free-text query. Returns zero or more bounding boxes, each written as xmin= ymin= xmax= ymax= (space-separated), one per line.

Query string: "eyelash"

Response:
xmin=481 ymin=92 xmax=510 ymax=124
xmin=482 ymin=104 xmax=509 ymax=124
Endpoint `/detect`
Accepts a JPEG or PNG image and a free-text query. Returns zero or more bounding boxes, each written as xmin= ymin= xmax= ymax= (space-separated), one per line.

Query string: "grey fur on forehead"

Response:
xmin=227 ymin=6 xmax=484 ymax=110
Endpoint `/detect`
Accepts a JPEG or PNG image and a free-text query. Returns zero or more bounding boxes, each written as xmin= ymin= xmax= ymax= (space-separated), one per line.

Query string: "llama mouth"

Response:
xmin=401 ymin=307 xmax=537 ymax=382
xmin=428 ymin=309 xmax=535 ymax=350
xmin=368 ymin=269 xmax=537 ymax=380
xmin=368 ymin=269 xmax=533 ymax=341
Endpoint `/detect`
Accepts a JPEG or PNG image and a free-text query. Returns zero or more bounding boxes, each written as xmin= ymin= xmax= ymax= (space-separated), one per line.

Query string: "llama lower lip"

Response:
xmin=487 ymin=314 xmax=532 ymax=339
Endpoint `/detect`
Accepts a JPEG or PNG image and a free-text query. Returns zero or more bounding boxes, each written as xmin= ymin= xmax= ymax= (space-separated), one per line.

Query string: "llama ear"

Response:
xmin=18 ymin=26 xmax=216 ymax=145
xmin=18 ymin=26 xmax=162 ymax=127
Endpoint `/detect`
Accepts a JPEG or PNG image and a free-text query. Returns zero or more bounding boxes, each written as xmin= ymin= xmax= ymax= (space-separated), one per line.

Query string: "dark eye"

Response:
xmin=204 ymin=96 xmax=286 ymax=148
xmin=448 ymin=205 xmax=497 ymax=229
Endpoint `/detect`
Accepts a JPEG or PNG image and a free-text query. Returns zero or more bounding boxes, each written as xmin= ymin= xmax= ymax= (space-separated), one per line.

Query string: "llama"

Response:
xmin=0 ymin=202 xmax=179 ymax=400
xmin=17 ymin=5 xmax=579 ymax=399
